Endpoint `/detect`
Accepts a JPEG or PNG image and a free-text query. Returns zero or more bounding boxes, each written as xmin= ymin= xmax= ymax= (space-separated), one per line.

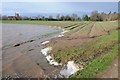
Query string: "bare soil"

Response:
xmin=48 ymin=22 xmax=119 ymax=78
xmin=2 ymin=24 xmax=62 ymax=78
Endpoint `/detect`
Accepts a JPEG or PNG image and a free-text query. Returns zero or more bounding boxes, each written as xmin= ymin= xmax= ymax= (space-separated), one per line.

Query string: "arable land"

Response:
xmin=2 ymin=20 xmax=119 ymax=78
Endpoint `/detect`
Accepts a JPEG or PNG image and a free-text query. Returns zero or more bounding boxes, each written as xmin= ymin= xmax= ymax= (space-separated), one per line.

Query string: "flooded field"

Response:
xmin=2 ymin=24 xmax=62 ymax=78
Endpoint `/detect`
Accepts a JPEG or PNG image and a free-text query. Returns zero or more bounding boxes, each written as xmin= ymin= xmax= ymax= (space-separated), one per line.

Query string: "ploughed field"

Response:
xmin=45 ymin=21 xmax=119 ymax=78
xmin=2 ymin=20 xmax=119 ymax=78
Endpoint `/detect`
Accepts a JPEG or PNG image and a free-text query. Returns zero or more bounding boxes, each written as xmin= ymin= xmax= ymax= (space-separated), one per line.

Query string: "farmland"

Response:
xmin=2 ymin=20 xmax=119 ymax=78
xmin=45 ymin=21 xmax=119 ymax=78
xmin=2 ymin=20 xmax=85 ymax=28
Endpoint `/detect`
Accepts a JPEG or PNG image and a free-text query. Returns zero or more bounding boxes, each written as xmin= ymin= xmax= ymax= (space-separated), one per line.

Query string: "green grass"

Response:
xmin=2 ymin=20 xmax=119 ymax=78
xmin=70 ymin=44 xmax=118 ymax=78
xmin=2 ymin=20 xmax=84 ymax=28
xmin=79 ymin=22 xmax=93 ymax=33
xmin=73 ymin=30 xmax=119 ymax=78
xmin=53 ymin=29 xmax=118 ymax=63
xmin=0 ymin=20 xmax=2 ymax=23
xmin=52 ymin=29 xmax=119 ymax=78
xmin=98 ymin=21 xmax=118 ymax=31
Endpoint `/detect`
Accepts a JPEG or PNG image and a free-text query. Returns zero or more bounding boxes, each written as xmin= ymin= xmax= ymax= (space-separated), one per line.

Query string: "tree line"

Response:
xmin=83 ymin=10 xmax=118 ymax=21
xmin=1 ymin=10 xmax=119 ymax=21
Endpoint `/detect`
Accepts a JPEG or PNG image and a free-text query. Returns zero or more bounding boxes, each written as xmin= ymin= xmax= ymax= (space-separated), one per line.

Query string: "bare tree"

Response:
xmin=71 ymin=13 xmax=78 ymax=21
xmin=60 ymin=15 xmax=65 ymax=21
xmin=56 ymin=14 xmax=60 ymax=21
xmin=42 ymin=16 xmax=45 ymax=21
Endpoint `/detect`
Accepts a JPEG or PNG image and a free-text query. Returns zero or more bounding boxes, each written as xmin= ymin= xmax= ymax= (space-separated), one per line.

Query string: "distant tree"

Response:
xmin=65 ymin=15 xmax=71 ymax=21
xmin=90 ymin=11 xmax=118 ymax=21
xmin=37 ymin=15 xmax=41 ymax=20
xmin=100 ymin=12 xmax=108 ymax=21
xmin=77 ymin=17 xmax=81 ymax=21
xmin=60 ymin=15 xmax=65 ymax=21
xmin=82 ymin=15 xmax=89 ymax=21
xmin=56 ymin=14 xmax=60 ymax=21
xmin=111 ymin=12 xmax=118 ymax=20
xmin=90 ymin=10 xmax=97 ymax=21
xmin=108 ymin=12 xmax=118 ymax=21
xmin=90 ymin=10 xmax=103 ymax=21
xmin=108 ymin=11 xmax=112 ymax=21
xmin=48 ymin=15 xmax=53 ymax=21
xmin=42 ymin=16 xmax=45 ymax=21
xmin=71 ymin=14 xmax=78 ymax=21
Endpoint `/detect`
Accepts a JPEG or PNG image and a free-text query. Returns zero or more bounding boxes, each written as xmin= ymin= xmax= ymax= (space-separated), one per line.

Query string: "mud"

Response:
xmin=2 ymin=24 xmax=62 ymax=78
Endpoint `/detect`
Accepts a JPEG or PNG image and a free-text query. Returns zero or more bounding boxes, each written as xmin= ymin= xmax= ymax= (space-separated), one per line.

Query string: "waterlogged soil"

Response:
xmin=2 ymin=22 xmax=118 ymax=78
xmin=2 ymin=24 xmax=62 ymax=78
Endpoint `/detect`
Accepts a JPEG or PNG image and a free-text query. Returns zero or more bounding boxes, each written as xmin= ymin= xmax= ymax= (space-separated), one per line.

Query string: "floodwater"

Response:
xmin=2 ymin=24 xmax=62 ymax=78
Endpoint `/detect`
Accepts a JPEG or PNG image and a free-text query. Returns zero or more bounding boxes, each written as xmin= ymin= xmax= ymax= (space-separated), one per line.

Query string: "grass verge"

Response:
xmin=52 ymin=29 xmax=119 ymax=78
xmin=70 ymin=44 xmax=118 ymax=78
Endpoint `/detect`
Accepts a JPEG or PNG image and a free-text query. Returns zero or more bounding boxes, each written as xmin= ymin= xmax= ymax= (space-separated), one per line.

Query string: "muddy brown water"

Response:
xmin=2 ymin=24 xmax=62 ymax=78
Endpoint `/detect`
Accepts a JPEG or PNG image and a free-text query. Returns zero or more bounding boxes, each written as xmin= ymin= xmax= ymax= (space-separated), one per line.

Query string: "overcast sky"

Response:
xmin=2 ymin=2 xmax=118 ymax=17
xmin=1 ymin=0 xmax=119 ymax=2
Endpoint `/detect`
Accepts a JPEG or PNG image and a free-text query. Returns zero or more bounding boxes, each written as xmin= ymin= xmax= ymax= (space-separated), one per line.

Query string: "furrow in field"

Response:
xmin=68 ymin=24 xmax=82 ymax=30
xmin=70 ymin=22 xmax=91 ymax=33
xmin=87 ymin=22 xmax=95 ymax=37
xmin=98 ymin=23 xmax=111 ymax=35
xmin=64 ymin=24 xmax=79 ymax=28
xmin=69 ymin=22 xmax=94 ymax=39
xmin=89 ymin=22 xmax=108 ymax=38
xmin=63 ymin=22 xmax=88 ymax=37
xmin=98 ymin=21 xmax=118 ymax=31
